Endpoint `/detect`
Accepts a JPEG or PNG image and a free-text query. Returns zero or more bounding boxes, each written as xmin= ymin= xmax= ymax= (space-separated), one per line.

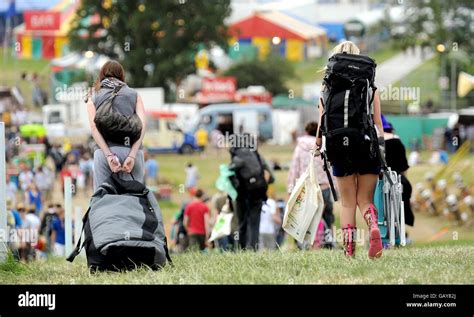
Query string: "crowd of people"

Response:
xmin=2 ymin=42 xmax=449 ymax=264
xmin=4 ymin=137 xmax=91 ymax=262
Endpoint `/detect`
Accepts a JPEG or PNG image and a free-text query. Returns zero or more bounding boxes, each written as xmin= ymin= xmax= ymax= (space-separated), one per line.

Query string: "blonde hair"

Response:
xmin=320 ymin=41 xmax=361 ymax=75
xmin=330 ymin=41 xmax=360 ymax=57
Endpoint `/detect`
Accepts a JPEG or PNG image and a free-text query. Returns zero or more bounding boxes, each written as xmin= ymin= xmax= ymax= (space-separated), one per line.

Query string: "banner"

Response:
xmin=24 ymin=11 xmax=61 ymax=31
xmin=196 ymin=77 xmax=237 ymax=103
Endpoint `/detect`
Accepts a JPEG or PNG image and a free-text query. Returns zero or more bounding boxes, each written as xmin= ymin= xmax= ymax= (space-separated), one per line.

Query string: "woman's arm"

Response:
xmin=122 ymin=95 xmax=146 ymax=173
xmin=373 ymin=92 xmax=384 ymax=138
xmin=129 ymin=95 xmax=146 ymax=158
xmin=316 ymin=98 xmax=324 ymax=148
xmin=204 ymin=212 xmax=211 ymax=238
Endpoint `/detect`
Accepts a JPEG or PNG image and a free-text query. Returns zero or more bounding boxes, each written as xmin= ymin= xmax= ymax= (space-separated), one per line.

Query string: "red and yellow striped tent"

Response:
xmin=13 ymin=0 xmax=81 ymax=60
xmin=229 ymin=11 xmax=328 ymax=62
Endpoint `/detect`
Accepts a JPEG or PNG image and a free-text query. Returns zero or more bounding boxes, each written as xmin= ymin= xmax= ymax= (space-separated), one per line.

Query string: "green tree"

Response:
xmin=224 ymin=54 xmax=296 ymax=95
xmin=402 ymin=0 xmax=474 ymax=54
xmin=68 ymin=0 xmax=231 ymax=98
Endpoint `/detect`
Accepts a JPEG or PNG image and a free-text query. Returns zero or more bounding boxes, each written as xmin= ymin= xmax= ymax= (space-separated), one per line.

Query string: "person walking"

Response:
xmin=25 ymin=183 xmax=42 ymax=216
xmin=229 ymin=134 xmax=274 ymax=251
xmin=51 ymin=206 xmax=66 ymax=257
xmin=381 ymin=116 xmax=415 ymax=229
xmin=288 ymin=121 xmax=335 ymax=249
xmin=144 ymin=152 xmax=159 ymax=186
xmin=259 ymin=189 xmax=280 ymax=251
xmin=184 ymin=163 xmax=199 ymax=191
xmin=183 ymin=189 xmax=210 ymax=251
xmin=316 ymin=41 xmax=384 ymax=259
xmin=86 ymin=60 xmax=146 ymax=190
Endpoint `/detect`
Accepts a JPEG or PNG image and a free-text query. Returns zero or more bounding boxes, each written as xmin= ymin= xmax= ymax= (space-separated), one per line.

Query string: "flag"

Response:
xmin=6 ymin=0 xmax=16 ymax=19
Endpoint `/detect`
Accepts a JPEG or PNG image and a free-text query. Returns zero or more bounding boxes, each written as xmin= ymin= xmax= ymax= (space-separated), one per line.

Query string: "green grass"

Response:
xmin=396 ymin=57 xmax=440 ymax=103
xmin=0 ymin=48 xmax=51 ymax=108
xmin=383 ymin=57 xmax=440 ymax=113
xmin=1 ymin=244 xmax=472 ymax=284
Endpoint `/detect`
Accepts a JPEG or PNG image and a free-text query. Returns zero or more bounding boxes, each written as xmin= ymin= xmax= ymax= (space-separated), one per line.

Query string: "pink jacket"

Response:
xmin=287 ymin=135 xmax=330 ymax=193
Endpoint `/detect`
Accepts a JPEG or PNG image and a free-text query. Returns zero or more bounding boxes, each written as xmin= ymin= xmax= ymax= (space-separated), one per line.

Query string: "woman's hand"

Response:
xmin=107 ymin=154 xmax=122 ymax=173
xmin=122 ymin=156 xmax=135 ymax=173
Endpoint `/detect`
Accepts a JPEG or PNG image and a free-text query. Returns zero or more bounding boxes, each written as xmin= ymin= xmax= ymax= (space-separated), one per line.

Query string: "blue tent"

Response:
xmin=318 ymin=22 xmax=345 ymax=42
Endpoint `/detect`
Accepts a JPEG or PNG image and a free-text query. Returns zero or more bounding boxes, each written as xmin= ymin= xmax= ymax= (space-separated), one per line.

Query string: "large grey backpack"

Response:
xmin=67 ymin=173 xmax=171 ymax=272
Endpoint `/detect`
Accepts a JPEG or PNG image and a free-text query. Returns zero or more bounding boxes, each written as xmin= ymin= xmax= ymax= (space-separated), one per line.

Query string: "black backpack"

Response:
xmin=231 ymin=147 xmax=268 ymax=197
xmin=320 ymin=53 xmax=379 ymax=168
xmin=94 ymin=85 xmax=142 ymax=146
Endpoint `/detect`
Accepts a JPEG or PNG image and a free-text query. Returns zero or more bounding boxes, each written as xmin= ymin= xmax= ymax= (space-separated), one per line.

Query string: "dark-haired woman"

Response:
xmin=86 ymin=60 xmax=146 ymax=190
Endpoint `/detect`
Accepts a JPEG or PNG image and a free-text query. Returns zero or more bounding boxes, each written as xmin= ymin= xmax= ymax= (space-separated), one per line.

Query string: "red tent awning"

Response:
xmin=229 ymin=14 xmax=305 ymax=40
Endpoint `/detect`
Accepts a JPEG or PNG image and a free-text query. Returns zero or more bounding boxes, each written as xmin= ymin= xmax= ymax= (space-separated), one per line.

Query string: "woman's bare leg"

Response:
xmin=356 ymin=173 xmax=383 ymax=258
xmin=335 ymin=175 xmax=357 ymax=227
xmin=356 ymin=173 xmax=378 ymax=215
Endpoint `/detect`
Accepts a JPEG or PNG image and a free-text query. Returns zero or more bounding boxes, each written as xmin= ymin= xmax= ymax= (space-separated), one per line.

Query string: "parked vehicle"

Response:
xmin=143 ymin=111 xmax=199 ymax=154
xmin=42 ymin=101 xmax=90 ymax=145
xmin=192 ymin=103 xmax=273 ymax=141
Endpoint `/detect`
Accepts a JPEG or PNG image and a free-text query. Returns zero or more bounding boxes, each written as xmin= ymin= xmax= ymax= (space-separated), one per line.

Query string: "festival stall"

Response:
xmin=13 ymin=0 xmax=80 ymax=60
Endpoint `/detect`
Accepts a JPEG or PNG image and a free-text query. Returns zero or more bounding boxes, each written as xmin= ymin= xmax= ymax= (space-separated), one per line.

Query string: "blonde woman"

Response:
xmin=316 ymin=41 xmax=384 ymax=259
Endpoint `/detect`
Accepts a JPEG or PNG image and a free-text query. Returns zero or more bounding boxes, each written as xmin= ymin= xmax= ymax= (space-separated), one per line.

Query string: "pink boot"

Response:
xmin=342 ymin=225 xmax=357 ymax=257
xmin=364 ymin=204 xmax=383 ymax=259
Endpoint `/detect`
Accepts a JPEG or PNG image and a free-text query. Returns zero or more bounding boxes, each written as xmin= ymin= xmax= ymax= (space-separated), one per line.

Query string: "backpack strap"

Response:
xmin=66 ymin=206 xmax=91 ymax=262
xmin=163 ymin=236 xmax=173 ymax=266
xmin=112 ymin=84 xmax=123 ymax=96
xmin=321 ymin=151 xmax=338 ymax=202
xmin=362 ymin=80 xmax=393 ymax=185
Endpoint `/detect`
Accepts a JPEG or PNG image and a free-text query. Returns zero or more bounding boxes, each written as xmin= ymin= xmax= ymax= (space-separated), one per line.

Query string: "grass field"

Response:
xmin=393 ymin=57 xmax=440 ymax=106
xmin=0 ymin=48 xmax=51 ymax=107
xmin=1 ymin=244 xmax=473 ymax=284
xmin=2 ymin=143 xmax=473 ymax=284
xmin=2 ymin=44 xmax=473 ymax=285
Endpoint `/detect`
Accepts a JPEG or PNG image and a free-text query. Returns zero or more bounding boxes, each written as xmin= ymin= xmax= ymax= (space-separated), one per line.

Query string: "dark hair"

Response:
xmin=187 ymin=163 xmax=193 ymax=168
xmin=195 ymin=189 xmax=204 ymax=199
xmin=305 ymin=121 xmax=318 ymax=137
xmin=94 ymin=60 xmax=125 ymax=91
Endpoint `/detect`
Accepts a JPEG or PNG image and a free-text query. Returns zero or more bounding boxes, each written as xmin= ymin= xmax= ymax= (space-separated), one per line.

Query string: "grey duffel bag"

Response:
xmin=67 ymin=173 xmax=172 ymax=272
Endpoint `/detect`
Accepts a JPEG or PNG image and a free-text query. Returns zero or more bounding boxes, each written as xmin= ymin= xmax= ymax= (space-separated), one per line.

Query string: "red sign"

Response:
xmin=196 ymin=77 xmax=237 ymax=104
xmin=201 ymin=77 xmax=236 ymax=94
xmin=24 ymin=11 xmax=61 ymax=31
